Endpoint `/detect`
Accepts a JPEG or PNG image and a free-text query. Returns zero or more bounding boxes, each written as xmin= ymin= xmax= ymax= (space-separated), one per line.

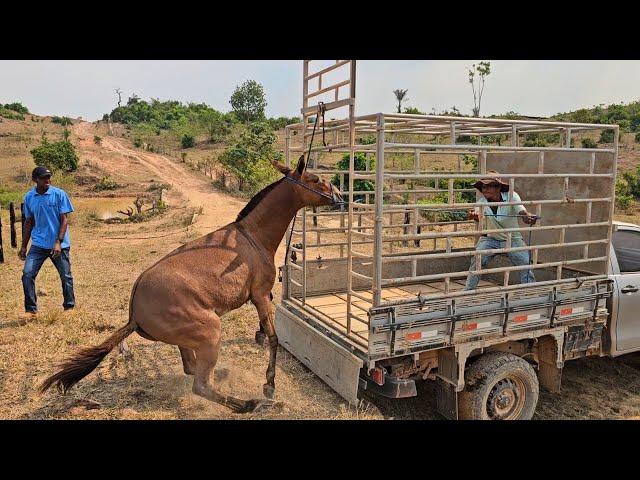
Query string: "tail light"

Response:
xmin=370 ymin=367 xmax=386 ymax=386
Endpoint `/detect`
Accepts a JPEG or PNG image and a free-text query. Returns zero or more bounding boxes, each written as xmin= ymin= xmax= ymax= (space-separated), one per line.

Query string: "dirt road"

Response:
xmin=74 ymin=122 xmax=246 ymax=234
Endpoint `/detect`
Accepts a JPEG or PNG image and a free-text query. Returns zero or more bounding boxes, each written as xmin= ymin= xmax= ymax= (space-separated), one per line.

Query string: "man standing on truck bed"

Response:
xmin=18 ymin=166 xmax=76 ymax=319
xmin=464 ymin=171 xmax=538 ymax=290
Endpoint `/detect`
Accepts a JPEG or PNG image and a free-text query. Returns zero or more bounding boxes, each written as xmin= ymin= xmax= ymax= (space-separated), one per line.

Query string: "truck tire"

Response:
xmin=458 ymin=352 xmax=539 ymax=420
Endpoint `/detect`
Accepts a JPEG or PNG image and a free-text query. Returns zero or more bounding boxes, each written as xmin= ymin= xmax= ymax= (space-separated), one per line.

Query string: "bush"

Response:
xmin=30 ymin=138 xmax=79 ymax=173
xmin=331 ymin=152 xmax=375 ymax=203
xmin=133 ymin=138 xmax=143 ymax=148
xmin=635 ymin=132 xmax=640 ymax=144
xmin=0 ymin=186 xmax=22 ymax=208
xmin=94 ymin=135 xmax=102 ymax=145
xmin=181 ymin=134 xmax=196 ymax=148
xmin=51 ymin=116 xmax=72 ymax=126
xmin=599 ymin=129 xmax=615 ymax=144
xmin=0 ymin=108 xmax=25 ymax=120
xmin=94 ymin=176 xmax=120 ymax=191
xmin=3 ymin=102 xmax=29 ymax=114
xmin=581 ymin=138 xmax=598 ymax=149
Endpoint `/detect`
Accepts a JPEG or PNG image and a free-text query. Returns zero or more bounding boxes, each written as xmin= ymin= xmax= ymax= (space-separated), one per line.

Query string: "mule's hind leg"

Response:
xmin=191 ymin=312 xmax=279 ymax=413
xmin=179 ymin=347 xmax=196 ymax=375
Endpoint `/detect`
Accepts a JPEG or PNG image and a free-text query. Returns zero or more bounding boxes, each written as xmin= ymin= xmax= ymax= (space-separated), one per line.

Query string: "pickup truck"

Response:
xmin=277 ymin=219 xmax=640 ymax=419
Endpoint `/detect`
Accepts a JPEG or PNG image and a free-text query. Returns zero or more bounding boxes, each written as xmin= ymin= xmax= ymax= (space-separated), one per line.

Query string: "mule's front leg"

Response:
xmin=254 ymin=297 xmax=278 ymax=399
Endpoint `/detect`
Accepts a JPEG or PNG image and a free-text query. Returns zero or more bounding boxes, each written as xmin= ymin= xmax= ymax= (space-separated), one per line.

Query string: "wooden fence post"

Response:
xmin=0 ymin=206 xmax=4 ymax=263
xmin=9 ymin=202 xmax=17 ymax=248
xmin=20 ymin=203 xmax=25 ymax=240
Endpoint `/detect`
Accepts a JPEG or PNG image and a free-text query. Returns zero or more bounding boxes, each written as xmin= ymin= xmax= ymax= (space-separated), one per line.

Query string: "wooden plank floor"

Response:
xmin=302 ymin=279 xmax=496 ymax=342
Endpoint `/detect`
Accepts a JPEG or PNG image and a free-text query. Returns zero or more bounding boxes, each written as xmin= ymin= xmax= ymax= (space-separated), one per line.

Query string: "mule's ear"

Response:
xmin=272 ymin=160 xmax=290 ymax=176
xmin=296 ymin=154 xmax=306 ymax=175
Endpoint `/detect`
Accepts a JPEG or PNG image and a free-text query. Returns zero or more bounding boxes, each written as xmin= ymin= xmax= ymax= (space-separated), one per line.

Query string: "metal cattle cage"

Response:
xmin=275 ymin=60 xmax=618 ymax=404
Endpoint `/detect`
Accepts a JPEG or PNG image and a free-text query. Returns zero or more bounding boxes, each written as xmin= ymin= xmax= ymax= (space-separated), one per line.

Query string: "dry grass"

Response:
xmin=2 ymin=116 xmax=640 ymax=420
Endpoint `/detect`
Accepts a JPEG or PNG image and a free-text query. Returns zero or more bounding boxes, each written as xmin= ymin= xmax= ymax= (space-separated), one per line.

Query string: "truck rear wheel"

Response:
xmin=458 ymin=352 xmax=539 ymax=420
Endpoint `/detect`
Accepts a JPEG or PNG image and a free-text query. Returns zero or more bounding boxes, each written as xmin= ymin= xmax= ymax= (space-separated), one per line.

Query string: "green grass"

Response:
xmin=0 ymin=187 xmax=23 ymax=208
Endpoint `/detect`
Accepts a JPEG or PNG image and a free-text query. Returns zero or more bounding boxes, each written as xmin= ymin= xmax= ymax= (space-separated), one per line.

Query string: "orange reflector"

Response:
xmin=405 ymin=332 xmax=421 ymax=341
xmin=462 ymin=322 xmax=478 ymax=331
xmin=371 ymin=367 xmax=385 ymax=386
xmin=560 ymin=308 xmax=572 ymax=315
xmin=514 ymin=315 xmax=527 ymax=323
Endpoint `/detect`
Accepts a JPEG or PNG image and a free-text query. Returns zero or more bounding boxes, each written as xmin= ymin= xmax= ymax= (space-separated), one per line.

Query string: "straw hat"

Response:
xmin=473 ymin=170 xmax=509 ymax=192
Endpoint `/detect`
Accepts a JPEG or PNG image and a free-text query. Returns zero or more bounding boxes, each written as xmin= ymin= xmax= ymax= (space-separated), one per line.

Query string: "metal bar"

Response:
xmin=355 ymin=172 xmax=613 ymax=179
xmin=381 ymin=143 xmax=615 ymax=153
xmin=382 ymin=256 xmax=607 ymax=286
xmin=379 ymin=239 xmax=608 ymax=262
xmin=373 ymin=114 xmax=385 ymax=307
xmin=369 ymin=221 xmax=611 ymax=242
xmin=305 ymin=60 xmax=351 ymax=81
xmin=380 ymin=275 xmax=609 ymax=306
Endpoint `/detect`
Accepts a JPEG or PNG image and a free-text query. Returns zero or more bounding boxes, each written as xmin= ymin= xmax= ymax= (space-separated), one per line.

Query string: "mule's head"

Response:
xmin=273 ymin=155 xmax=343 ymax=208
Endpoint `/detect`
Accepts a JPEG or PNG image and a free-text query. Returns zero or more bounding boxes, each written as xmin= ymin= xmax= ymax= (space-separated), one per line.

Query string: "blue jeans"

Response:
xmin=464 ymin=236 xmax=535 ymax=290
xmin=22 ymin=245 xmax=75 ymax=313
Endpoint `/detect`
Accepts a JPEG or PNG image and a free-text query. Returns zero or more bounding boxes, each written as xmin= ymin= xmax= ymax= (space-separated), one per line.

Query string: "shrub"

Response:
xmin=51 ymin=116 xmax=73 ymax=126
xmin=635 ymin=132 xmax=640 ymax=144
xmin=581 ymin=138 xmax=598 ymax=149
xmin=0 ymin=108 xmax=25 ymax=120
xmin=0 ymin=186 xmax=22 ymax=208
xmin=181 ymin=134 xmax=196 ymax=148
xmin=133 ymin=138 xmax=143 ymax=148
xmin=94 ymin=176 xmax=120 ymax=191
xmin=30 ymin=138 xmax=79 ymax=173
xmin=94 ymin=135 xmax=102 ymax=145
xmin=599 ymin=129 xmax=615 ymax=144
xmin=331 ymin=152 xmax=375 ymax=203
xmin=3 ymin=102 xmax=29 ymax=113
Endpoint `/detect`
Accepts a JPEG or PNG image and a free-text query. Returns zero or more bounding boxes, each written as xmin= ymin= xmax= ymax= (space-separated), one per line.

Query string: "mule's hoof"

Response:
xmin=255 ymin=330 xmax=268 ymax=347
xmin=263 ymin=383 xmax=275 ymax=399
xmin=251 ymin=399 xmax=284 ymax=413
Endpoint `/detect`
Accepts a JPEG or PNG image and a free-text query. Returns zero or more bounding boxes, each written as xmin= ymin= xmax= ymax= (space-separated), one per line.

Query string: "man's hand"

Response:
xmin=18 ymin=247 xmax=27 ymax=261
xmin=51 ymin=239 xmax=62 ymax=259
xmin=467 ymin=209 xmax=480 ymax=222
xmin=520 ymin=211 xmax=538 ymax=225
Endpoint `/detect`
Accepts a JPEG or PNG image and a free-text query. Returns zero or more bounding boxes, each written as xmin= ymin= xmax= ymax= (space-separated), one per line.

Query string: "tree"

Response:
xmin=393 ymin=89 xmax=408 ymax=114
xmin=30 ymin=138 xmax=79 ymax=173
xmin=127 ymin=93 xmax=140 ymax=105
xmin=468 ymin=61 xmax=491 ymax=117
xmin=229 ymin=80 xmax=267 ymax=124
xmin=198 ymin=109 xmax=230 ymax=143
xmin=403 ymin=106 xmax=424 ymax=115
xmin=115 ymin=88 xmax=123 ymax=108
xmin=219 ymin=122 xmax=281 ymax=192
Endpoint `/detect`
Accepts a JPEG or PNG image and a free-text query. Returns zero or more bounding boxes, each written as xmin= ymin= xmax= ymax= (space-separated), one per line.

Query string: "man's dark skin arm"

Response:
xmin=18 ymin=218 xmax=34 ymax=261
xmin=50 ymin=213 xmax=69 ymax=259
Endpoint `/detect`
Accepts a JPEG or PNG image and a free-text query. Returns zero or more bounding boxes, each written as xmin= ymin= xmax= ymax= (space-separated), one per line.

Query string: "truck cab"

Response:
xmin=610 ymin=220 xmax=640 ymax=354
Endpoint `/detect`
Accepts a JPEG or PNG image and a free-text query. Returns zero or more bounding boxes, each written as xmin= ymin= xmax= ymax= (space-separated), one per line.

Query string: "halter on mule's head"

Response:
xmin=272 ymin=155 xmax=344 ymax=207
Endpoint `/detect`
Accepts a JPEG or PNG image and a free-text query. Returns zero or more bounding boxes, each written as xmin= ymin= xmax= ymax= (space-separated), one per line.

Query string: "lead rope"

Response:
xmin=280 ymin=103 xmax=325 ymax=283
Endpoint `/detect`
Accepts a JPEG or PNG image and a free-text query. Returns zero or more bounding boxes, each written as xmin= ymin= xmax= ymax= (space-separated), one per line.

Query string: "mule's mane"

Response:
xmin=235 ymin=177 xmax=285 ymax=222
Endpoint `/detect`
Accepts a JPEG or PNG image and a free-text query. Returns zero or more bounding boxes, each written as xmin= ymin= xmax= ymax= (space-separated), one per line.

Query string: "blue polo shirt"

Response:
xmin=23 ymin=186 xmax=74 ymax=249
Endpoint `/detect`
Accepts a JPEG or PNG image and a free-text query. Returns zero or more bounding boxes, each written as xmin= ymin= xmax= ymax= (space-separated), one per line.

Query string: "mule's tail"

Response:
xmin=39 ymin=321 xmax=137 ymax=395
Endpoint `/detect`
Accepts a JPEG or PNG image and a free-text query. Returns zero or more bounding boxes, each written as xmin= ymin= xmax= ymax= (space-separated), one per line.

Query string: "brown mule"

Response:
xmin=39 ymin=155 xmax=342 ymax=413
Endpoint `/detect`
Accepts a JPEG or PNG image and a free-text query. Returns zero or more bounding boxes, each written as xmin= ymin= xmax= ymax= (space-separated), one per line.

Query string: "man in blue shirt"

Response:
xmin=18 ymin=166 xmax=76 ymax=317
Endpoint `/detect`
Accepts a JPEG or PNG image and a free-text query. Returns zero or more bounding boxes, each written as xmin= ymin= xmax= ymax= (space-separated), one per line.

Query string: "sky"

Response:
xmin=1 ymin=60 xmax=640 ymax=121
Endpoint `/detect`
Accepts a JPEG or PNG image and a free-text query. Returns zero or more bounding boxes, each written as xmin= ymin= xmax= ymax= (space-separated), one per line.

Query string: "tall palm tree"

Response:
xmin=393 ymin=89 xmax=409 ymax=113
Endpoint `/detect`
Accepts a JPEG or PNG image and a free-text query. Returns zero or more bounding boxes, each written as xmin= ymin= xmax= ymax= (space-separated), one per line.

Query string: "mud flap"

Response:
xmin=436 ymin=380 xmax=459 ymax=420
xmin=275 ymin=304 xmax=364 ymax=406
